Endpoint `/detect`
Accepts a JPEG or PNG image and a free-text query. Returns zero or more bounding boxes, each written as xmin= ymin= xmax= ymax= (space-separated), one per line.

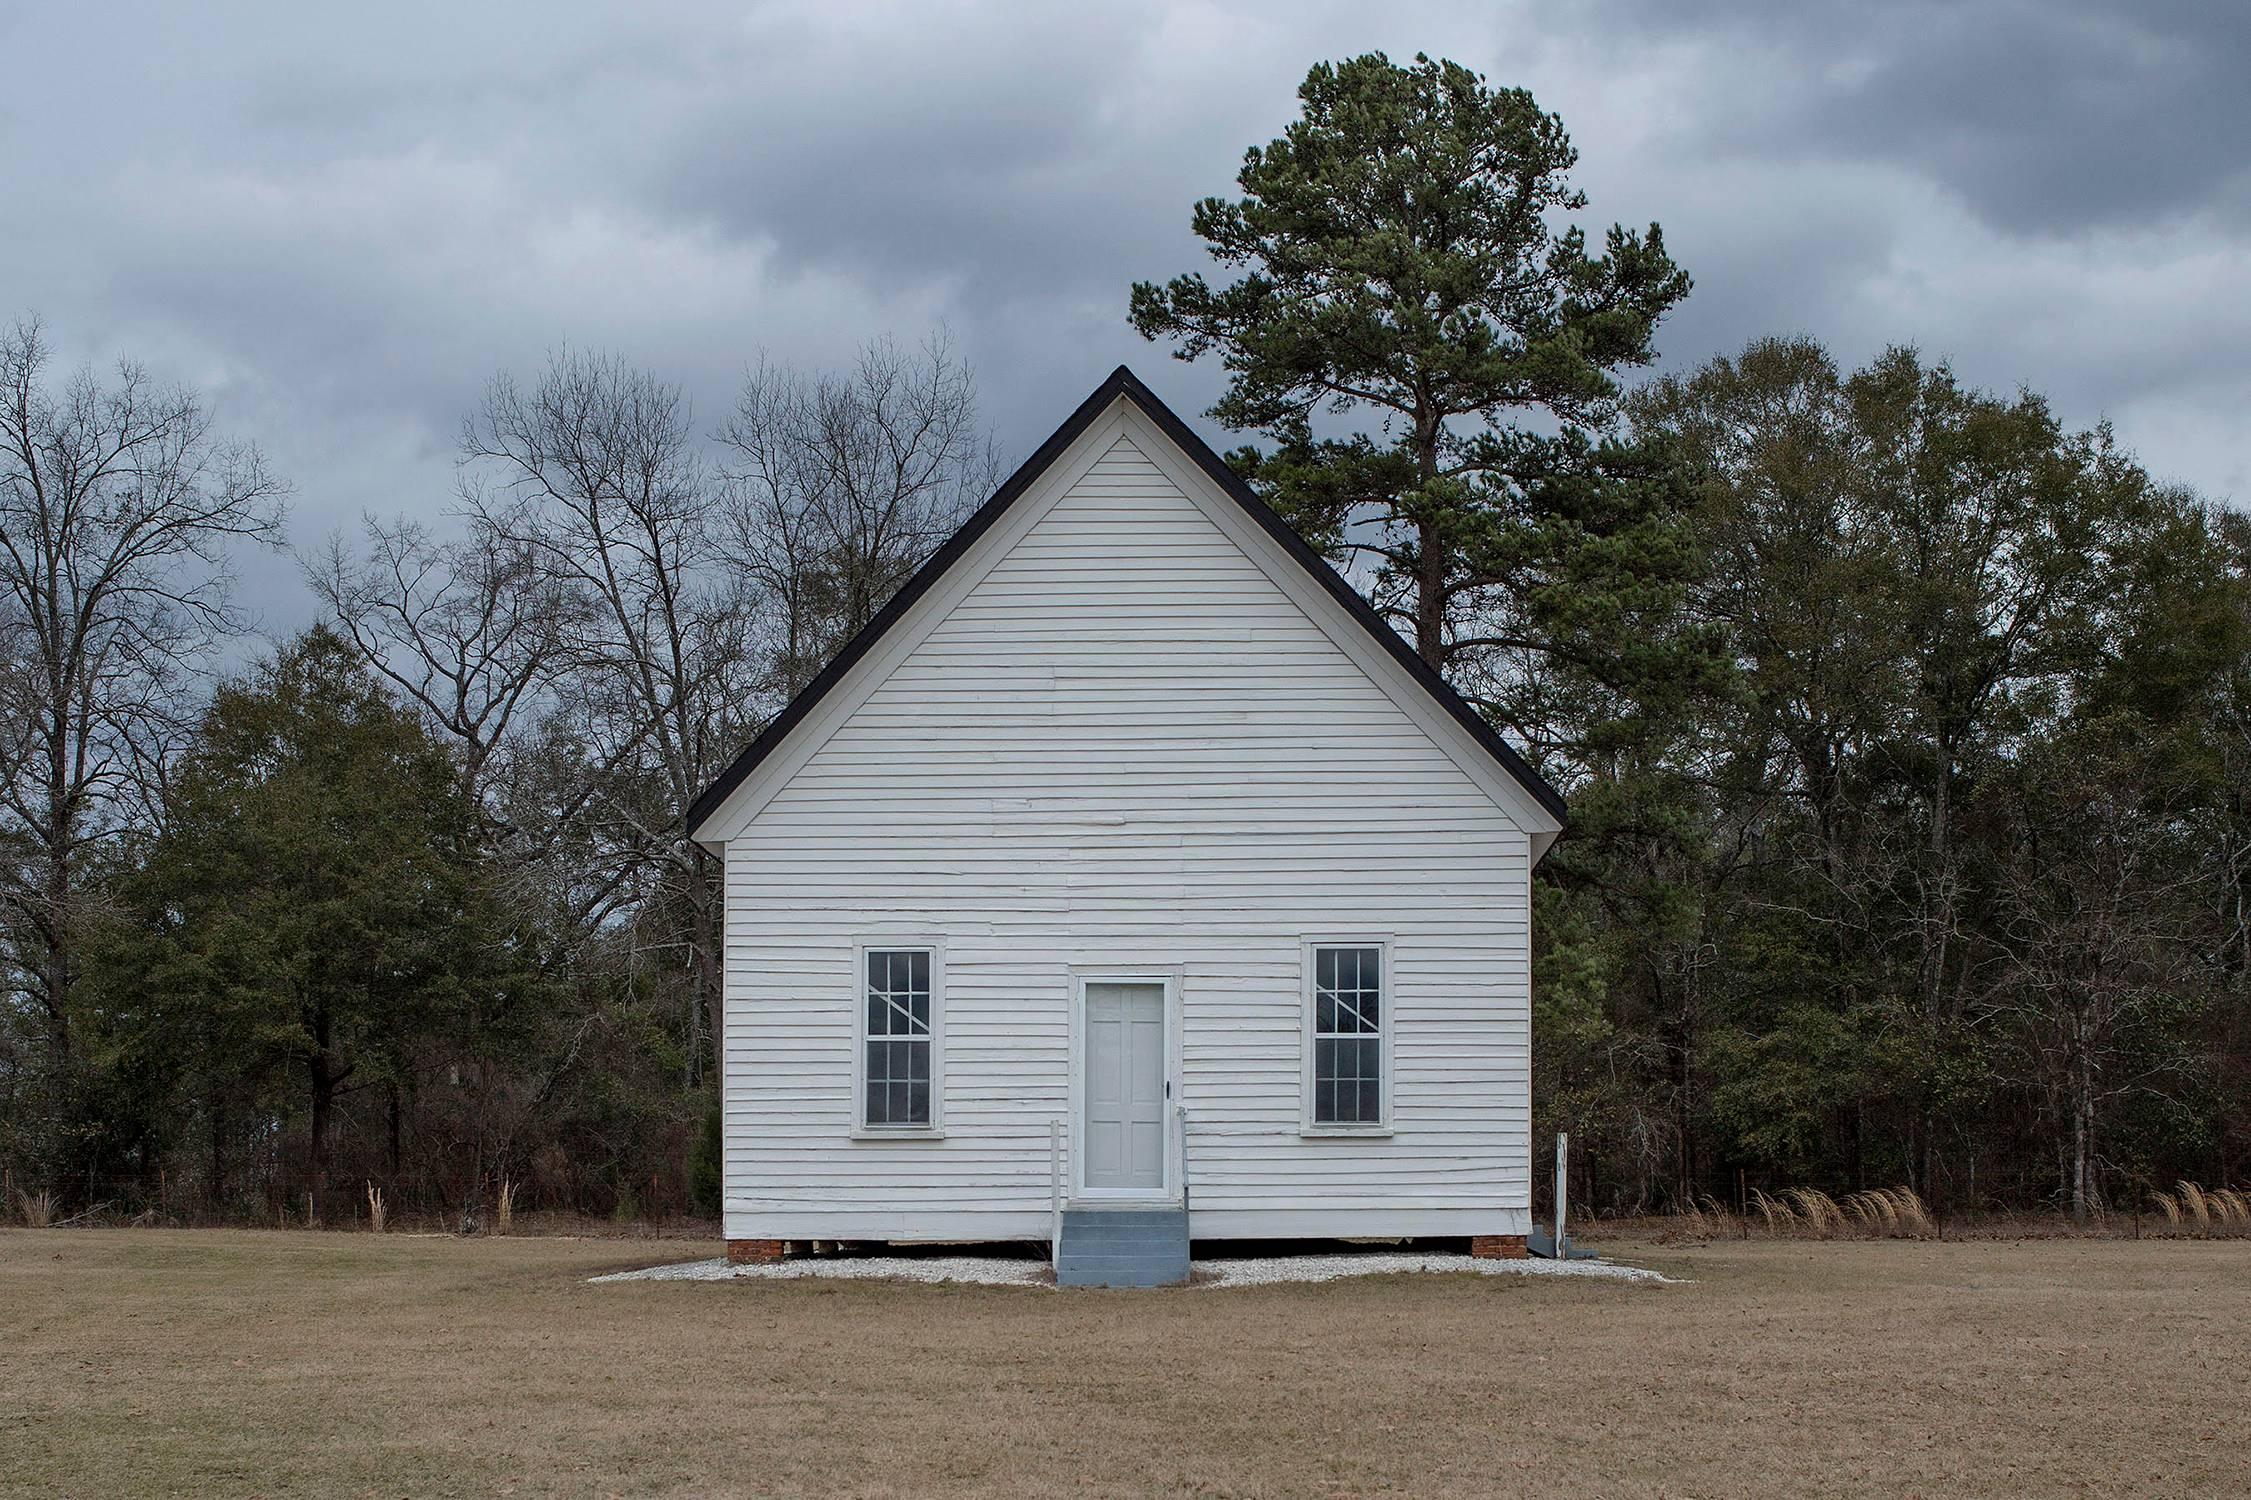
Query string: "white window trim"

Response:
xmin=1300 ymin=937 xmax=1395 ymax=1137
xmin=851 ymin=940 xmax=946 ymax=1140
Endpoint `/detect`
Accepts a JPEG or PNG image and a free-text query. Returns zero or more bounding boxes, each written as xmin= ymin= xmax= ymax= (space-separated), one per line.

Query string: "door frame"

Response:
xmin=1066 ymin=966 xmax=1182 ymax=1205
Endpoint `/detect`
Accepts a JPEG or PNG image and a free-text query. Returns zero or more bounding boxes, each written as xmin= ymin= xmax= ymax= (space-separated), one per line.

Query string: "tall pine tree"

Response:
xmin=1129 ymin=51 xmax=1700 ymax=750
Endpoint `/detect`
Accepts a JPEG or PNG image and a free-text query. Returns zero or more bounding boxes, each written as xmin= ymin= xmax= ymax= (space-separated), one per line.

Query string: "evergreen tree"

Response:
xmin=1129 ymin=51 xmax=1696 ymax=718
xmin=115 ymin=627 xmax=511 ymax=1205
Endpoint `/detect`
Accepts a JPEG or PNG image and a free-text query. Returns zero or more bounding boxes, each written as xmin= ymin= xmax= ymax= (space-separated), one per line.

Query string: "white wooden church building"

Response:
xmin=687 ymin=368 xmax=1565 ymax=1285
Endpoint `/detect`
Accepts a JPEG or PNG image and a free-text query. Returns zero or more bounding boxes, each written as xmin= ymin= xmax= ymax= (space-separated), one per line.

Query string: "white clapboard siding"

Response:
xmin=722 ymin=423 xmax=1533 ymax=1243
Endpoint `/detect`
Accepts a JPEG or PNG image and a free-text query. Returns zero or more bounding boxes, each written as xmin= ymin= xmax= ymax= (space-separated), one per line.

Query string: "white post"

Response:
xmin=1049 ymin=1117 xmax=1063 ymax=1263
xmin=1175 ymin=1105 xmax=1190 ymax=1215
xmin=1554 ymin=1132 xmax=1570 ymax=1259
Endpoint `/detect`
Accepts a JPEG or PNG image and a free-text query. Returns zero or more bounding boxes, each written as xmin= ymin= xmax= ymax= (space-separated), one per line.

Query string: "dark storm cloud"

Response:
xmin=1592 ymin=0 xmax=2251 ymax=235
xmin=0 ymin=0 xmax=2241 ymax=637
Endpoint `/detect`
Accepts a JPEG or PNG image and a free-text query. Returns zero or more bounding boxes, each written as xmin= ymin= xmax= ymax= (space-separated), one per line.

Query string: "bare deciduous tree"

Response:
xmin=310 ymin=335 xmax=1004 ymax=1094
xmin=0 ymin=317 xmax=286 ymax=1059
xmin=721 ymin=331 xmax=1002 ymax=697
xmin=1988 ymin=765 xmax=2208 ymax=1221
xmin=460 ymin=350 xmax=753 ymax=1076
xmin=307 ymin=511 xmax=579 ymax=816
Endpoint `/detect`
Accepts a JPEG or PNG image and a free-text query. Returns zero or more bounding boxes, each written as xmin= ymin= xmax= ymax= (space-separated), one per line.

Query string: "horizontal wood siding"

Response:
xmin=724 ymin=434 xmax=1531 ymax=1240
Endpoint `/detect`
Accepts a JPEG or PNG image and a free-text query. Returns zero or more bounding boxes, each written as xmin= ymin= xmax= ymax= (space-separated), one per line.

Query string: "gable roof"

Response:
xmin=685 ymin=365 xmax=1568 ymax=841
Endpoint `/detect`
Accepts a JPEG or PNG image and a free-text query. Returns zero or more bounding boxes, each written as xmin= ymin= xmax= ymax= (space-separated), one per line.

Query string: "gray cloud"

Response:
xmin=0 ymin=0 xmax=2242 ymax=644
xmin=1590 ymin=0 xmax=2251 ymax=235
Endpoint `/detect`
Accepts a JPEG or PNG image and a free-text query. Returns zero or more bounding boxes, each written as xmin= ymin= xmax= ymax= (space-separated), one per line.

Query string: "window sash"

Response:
xmin=1311 ymin=945 xmax=1384 ymax=1126
xmin=865 ymin=948 xmax=930 ymax=1037
xmin=863 ymin=1037 xmax=931 ymax=1127
xmin=861 ymin=948 xmax=934 ymax=1129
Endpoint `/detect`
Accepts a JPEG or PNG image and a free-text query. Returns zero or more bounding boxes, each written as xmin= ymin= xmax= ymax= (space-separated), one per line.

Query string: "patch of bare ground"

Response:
xmin=2 ymin=1228 xmax=2245 ymax=1496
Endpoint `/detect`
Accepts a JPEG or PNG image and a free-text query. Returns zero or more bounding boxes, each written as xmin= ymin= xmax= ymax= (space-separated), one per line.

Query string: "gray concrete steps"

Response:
xmin=1055 ymin=1204 xmax=1190 ymax=1288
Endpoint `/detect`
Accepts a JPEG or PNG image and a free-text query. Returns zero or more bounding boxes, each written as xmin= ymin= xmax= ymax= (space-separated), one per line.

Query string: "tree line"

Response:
xmin=1 ymin=327 xmax=996 ymax=1221
xmin=1131 ymin=53 xmax=2250 ymax=1220
xmin=4 ymin=52 xmax=2244 ymax=1226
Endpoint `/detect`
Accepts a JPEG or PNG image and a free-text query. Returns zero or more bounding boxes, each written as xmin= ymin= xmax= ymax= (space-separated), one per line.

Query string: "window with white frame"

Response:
xmin=861 ymin=948 xmax=934 ymax=1129
xmin=1310 ymin=945 xmax=1385 ymax=1127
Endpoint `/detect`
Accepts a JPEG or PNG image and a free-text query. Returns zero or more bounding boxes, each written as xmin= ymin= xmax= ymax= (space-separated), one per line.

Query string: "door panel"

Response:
xmin=1083 ymin=981 xmax=1166 ymax=1193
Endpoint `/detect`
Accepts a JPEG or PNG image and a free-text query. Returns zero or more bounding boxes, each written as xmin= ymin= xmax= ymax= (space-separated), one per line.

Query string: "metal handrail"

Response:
xmin=1176 ymin=1103 xmax=1190 ymax=1222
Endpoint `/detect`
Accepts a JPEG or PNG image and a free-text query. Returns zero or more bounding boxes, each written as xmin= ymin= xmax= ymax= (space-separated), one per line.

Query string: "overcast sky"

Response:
xmin=4 ymin=1 xmax=2244 ymax=633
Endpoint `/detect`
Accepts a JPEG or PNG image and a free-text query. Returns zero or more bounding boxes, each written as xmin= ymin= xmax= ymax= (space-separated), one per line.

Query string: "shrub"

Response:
xmin=688 ymin=1099 xmax=723 ymax=1218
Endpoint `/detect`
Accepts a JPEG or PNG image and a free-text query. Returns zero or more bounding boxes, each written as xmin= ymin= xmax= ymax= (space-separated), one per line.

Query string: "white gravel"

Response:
xmin=591 ymin=1255 xmax=1044 ymax=1286
xmin=1199 ymin=1251 xmax=1675 ymax=1287
xmin=591 ymin=1251 xmax=1676 ymax=1287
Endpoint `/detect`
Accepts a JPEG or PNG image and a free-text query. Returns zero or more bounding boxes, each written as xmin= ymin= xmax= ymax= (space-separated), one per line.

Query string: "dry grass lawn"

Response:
xmin=3 ymin=1228 xmax=2247 ymax=1497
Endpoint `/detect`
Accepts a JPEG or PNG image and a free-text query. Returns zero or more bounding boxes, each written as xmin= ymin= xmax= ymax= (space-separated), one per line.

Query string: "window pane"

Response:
xmin=1313 ymin=1038 xmax=1339 ymax=1123
xmin=865 ymin=1041 xmax=888 ymax=1123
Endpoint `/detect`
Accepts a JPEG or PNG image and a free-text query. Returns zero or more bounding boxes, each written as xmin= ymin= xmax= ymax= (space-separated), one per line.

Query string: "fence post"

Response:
xmin=1555 ymin=1132 xmax=1570 ymax=1259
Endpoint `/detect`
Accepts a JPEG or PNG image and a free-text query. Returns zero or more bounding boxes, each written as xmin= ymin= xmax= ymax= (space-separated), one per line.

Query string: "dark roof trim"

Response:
xmin=686 ymin=364 xmax=1568 ymax=837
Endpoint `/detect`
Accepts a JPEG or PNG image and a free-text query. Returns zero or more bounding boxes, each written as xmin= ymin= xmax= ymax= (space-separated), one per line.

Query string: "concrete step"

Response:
xmin=1059 ymin=1223 xmax=1188 ymax=1246
xmin=1062 ymin=1208 xmax=1189 ymax=1229
xmin=1057 ymin=1264 xmax=1187 ymax=1289
xmin=1063 ymin=1244 xmax=1186 ymax=1265
xmin=1057 ymin=1216 xmax=1188 ymax=1234
xmin=1056 ymin=1255 xmax=1190 ymax=1283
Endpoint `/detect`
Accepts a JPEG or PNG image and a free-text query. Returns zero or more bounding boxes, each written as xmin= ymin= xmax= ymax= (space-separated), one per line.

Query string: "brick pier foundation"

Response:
xmin=726 ymin=1239 xmax=787 ymax=1265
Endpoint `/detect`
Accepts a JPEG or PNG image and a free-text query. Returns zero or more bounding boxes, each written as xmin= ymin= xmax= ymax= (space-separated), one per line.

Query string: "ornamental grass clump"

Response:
xmin=1749 ymin=1187 xmax=1795 ymax=1234
xmin=1786 ymin=1187 xmax=1844 ymax=1238
xmin=2143 ymin=1182 xmax=2251 ymax=1237
xmin=1667 ymin=1194 xmax=1743 ymax=1240
xmin=1741 ymin=1185 xmax=1929 ymax=1239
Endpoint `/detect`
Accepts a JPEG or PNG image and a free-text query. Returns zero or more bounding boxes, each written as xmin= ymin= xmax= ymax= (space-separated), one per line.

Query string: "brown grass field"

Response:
xmin=3 ymin=1228 xmax=2247 ymax=1497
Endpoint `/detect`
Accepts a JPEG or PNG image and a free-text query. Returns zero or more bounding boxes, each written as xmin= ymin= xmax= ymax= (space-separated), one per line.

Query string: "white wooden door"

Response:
xmin=1083 ymin=981 xmax=1166 ymax=1193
